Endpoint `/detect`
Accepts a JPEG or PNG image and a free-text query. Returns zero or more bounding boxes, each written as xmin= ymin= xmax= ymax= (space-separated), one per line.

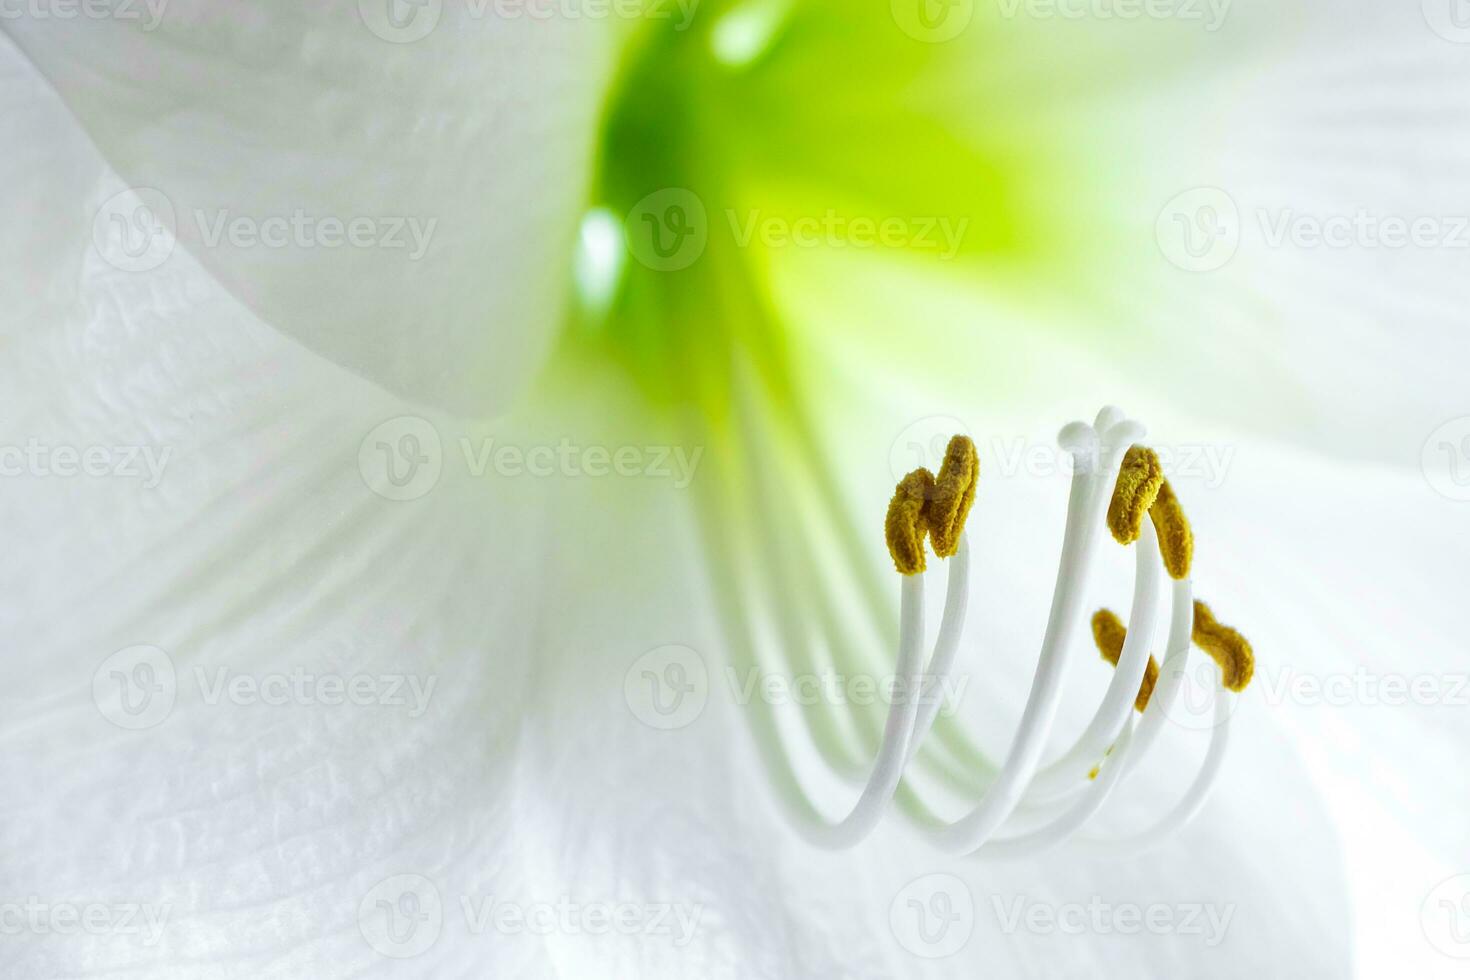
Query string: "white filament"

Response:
xmin=801 ymin=570 xmax=926 ymax=848
xmin=921 ymin=413 xmax=1141 ymax=854
xmin=1119 ymin=577 xmax=1196 ymax=777
xmin=1024 ymin=520 xmax=1163 ymax=801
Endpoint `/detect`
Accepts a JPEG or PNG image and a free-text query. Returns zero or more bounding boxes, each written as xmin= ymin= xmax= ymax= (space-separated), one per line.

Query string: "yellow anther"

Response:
xmin=1090 ymin=609 xmax=1160 ymax=712
xmin=925 ymin=435 xmax=979 ymax=558
xmin=1149 ymin=478 xmax=1194 ymax=579
xmin=1107 ymin=446 xmax=1164 ymax=545
xmin=1192 ymin=600 xmax=1254 ymax=691
xmin=885 ymin=468 xmax=935 ymax=575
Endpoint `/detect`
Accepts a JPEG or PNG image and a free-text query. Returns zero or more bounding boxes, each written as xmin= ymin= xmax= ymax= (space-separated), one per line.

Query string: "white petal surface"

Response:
xmin=1121 ymin=0 xmax=1470 ymax=465
xmin=1 ymin=1 xmax=623 ymax=414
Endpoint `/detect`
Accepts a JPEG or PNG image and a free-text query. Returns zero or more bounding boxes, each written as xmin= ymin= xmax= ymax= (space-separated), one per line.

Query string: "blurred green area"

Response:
xmin=562 ymin=0 xmax=1155 ymax=406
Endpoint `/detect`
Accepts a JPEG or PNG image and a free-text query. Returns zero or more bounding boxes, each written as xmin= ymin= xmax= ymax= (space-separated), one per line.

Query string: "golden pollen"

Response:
xmin=1192 ymin=600 xmax=1255 ymax=691
xmin=885 ymin=468 xmax=936 ymax=575
xmin=1149 ymin=479 xmax=1194 ymax=579
xmin=1105 ymin=443 xmax=1164 ymax=543
xmin=925 ymin=435 xmax=979 ymax=558
xmin=1090 ymin=608 xmax=1160 ymax=712
xmin=1107 ymin=445 xmax=1165 ymax=545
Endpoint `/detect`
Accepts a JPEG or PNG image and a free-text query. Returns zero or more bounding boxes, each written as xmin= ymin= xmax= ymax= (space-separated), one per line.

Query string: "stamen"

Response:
xmin=1149 ymin=479 xmax=1194 ymax=579
xmin=771 ymin=408 xmax=1248 ymax=858
xmin=885 ymin=468 xmax=935 ymax=575
xmin=1090 ymin=609 xmax=1161 ymax=712
xmin=925 ymin=435 xmax=979 ymax=558
xmin=1192 ymin=600 xmax=1255 ymax=691
xmin=1107 ymin=445 xmax=1164 ymax=544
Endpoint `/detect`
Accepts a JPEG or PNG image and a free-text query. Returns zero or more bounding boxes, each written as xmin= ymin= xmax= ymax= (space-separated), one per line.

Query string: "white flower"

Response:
xmin=2 ymin=3 xmax=1468 ymax=978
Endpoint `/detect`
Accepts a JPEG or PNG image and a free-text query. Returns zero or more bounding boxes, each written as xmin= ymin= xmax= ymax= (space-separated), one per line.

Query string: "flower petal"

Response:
xmin=2 ymin=4 xmax=624 ymax=413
